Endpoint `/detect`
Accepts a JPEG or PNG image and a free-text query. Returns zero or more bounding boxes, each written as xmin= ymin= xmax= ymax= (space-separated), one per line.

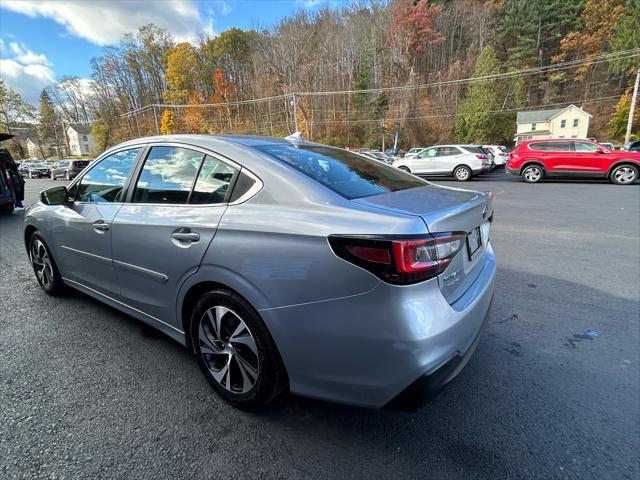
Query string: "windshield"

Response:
xmin=256 ymin=144 xmax=427 ymax=199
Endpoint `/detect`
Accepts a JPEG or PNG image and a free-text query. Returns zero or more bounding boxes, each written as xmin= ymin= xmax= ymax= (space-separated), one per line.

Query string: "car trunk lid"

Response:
xmin=353 ymin=184 xmax=494 ymax=304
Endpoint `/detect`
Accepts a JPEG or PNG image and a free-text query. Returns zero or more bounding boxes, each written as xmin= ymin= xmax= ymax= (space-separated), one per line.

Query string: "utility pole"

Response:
xmin=625 ymin=69 xmax=640 ymax=145
xmin=152 ymin=106 xmax=159 ymax=135
xmin=292 ymin=93 xmax=299 ymax=132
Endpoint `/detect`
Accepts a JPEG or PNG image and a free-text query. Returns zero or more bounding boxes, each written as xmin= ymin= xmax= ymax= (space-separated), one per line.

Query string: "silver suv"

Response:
xmin=24 ymin=135 xmax=495 ymax=409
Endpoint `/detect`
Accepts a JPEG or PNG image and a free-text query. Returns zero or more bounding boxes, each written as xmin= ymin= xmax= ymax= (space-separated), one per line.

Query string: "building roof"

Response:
xmin=516 ymin=104 xmax=592 ymax=124
xmin=515 ymin=130 xmax=552 ymax=136
xmin=516 ymin=109 xmax=564 ymax=123
xmin=67 ymin=123 xmax=92 ymax=135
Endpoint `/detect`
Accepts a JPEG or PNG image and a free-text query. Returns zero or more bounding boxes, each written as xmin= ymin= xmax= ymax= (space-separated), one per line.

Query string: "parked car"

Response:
xmin=599 ymin=142 xmax=615 ymax=151
xmin=404 ymin=147 xmax=426 ymax=159
xmin=482 ymin=145 xmax=509 ymax=166
xmin=24 ymin=135 xmax=496 ymax=410
xmin=50 ymin=159 xmax=91 ymax=180
xmin=622 ymin=140 xmax=640 ymax=152
xmin=393 ymin=144 xmax=491 ymax=181
xmin=384 ymin=147 xmax=403 ymax=157
xmin=359 ymin=150 xmax=394 ymax=165
xmin=19 ymin=161 xmax=51 ymax=178
xmin=506 ymin=139 xmax=640 ymax=184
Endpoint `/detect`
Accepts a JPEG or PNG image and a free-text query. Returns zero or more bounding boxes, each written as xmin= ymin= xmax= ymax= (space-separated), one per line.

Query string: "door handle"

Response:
xmin=92 ymin=220 xmax=110 ymax=232
xmin=171 ymin=230 xmax=200 ymax=243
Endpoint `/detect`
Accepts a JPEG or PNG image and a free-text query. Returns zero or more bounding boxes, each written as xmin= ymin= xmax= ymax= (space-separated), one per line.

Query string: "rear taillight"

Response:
xmin=329 ymin=233 xmax=466 ymax=285
xmin=475 ymin=154 xmax=486 ymax=160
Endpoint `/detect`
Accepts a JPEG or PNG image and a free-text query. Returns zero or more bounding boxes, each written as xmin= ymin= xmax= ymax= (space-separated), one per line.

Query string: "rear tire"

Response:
xmin=522 ymin=165 xmax=543 ymax=183
xmin=0 ymin=204 xmax=14 ymax=215
xmin=29 ymin=232 xmax=66 ymax=296
xmin=610 ymin=164 xmax=638 ymax=185
xmin=453 ymin=165 xmax=472 ymax=181
xmin=190 ymin=289 xmax=287 ymax=408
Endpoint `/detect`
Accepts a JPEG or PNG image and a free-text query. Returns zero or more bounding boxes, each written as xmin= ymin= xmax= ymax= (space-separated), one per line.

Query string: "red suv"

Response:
xmin=506 ymin=139 xmax=640 ymax=185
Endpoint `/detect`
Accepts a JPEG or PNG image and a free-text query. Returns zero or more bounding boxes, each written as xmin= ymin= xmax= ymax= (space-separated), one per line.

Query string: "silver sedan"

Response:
xmin=24 ymin=134 xmax=495 ymax=409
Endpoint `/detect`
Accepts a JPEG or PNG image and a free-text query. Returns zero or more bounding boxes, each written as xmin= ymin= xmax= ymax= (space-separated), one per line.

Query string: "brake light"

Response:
xmin=475 ymin=154 xmax=486 ymax=160
xmin=329 ymin=233 xmax=466 ymax=285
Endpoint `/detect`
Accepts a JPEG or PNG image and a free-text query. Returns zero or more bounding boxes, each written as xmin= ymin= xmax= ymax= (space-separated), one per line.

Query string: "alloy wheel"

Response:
xmin=614 ymin=167 xmax=636 ymax=184
xmin=198 ymin=306 xmax=260 ymax=394
xmin=31 ymin=239 xmax=54 ymax=289
xmin=523 ymin=166 xmax=542 ymax=182
xmin=455 ymin=167 xmax=469 ymax=181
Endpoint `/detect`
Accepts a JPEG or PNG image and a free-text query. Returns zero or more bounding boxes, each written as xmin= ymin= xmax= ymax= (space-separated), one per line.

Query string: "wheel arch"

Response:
xmin=607 ymin=160 xmax=640 ymax=177
xmin=519 ymin=160 xmax=546 ymax=175
xmin=24 ymin=224 xmax=38 ymax=251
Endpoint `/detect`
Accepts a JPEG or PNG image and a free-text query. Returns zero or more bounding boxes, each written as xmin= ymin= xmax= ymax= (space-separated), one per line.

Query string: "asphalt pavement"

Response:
xmin=1 ymin=171 xmax=639 ymax=479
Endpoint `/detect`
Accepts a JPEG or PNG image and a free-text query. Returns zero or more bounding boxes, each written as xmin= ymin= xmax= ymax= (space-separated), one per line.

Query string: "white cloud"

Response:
xmin=1 ymin=0 xmax=214 ymax=45
xmin=8 ymin=42 xmax=51 ymax=66
xmin=0 ymin=59 xmax=55 ymax=104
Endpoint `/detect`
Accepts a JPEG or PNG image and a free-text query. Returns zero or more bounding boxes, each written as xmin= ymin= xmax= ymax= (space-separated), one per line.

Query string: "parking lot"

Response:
xmin=1 ymin=171 xmax=638 ymax=479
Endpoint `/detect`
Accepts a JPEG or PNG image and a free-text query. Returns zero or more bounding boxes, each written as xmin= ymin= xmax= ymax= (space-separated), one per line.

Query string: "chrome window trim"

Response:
xmin=128 ymin=141 xmax=263 ymax=207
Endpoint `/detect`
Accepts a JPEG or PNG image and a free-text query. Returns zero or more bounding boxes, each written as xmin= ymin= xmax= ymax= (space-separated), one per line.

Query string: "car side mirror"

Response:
xmin=41 ymin=186 xmax=70 ymax=206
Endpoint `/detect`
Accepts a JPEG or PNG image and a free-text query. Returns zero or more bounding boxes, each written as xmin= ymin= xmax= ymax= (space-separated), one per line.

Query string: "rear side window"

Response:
xmin=133 ymin=146 xmax=204 ymax=204
xmin=529 ymin=142 xmax=549 ymax=151
xmin=462 ymin=146 xmax=484 ymax=154
xmin=189 ymin=155 xmax=237 ymax=204
xmin=76 ymin=148 xmax=140 ymax=203
xmin=73 ymin=160 xmax=89 ymax=168
xmin=256 ymin=144 xmax=427 ymax=199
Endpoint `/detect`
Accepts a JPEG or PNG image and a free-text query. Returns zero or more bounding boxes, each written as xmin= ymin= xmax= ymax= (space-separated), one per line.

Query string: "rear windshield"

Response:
xmin=73 ymin=160 xmax=90 ymax=167
xmin=462 ymin=146 xmax=484 ymax=154
xmin=256 ymin=144 xmax=427 ymax=199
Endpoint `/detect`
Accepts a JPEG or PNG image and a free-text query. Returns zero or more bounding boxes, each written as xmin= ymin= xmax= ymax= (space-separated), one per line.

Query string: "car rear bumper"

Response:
xmin=259 ymin=243 xmax=496 ymax=408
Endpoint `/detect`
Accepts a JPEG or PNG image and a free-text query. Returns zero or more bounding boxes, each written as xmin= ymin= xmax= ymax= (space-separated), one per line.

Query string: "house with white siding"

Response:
xmin=515 ymin=105 xmax=591 ymax=144
xmin=66 ymin=123 xmax=95 ymax=156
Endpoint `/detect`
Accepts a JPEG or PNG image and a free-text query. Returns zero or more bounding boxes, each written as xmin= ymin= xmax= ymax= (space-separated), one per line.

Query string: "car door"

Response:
xmin=413 ymin=147 xmax=438 ymax=174
xmin=572 ymin=141 xmax=607 ymax=172
xmin=436 ymin=146 xmax=461 ymax=174
xmin=111 ymin=144 xmax=238 ymax=327
xmin=535 ymin=141 xmax=574 ymax=173
xmin=50 ymin=147 xmax=141 ymax=297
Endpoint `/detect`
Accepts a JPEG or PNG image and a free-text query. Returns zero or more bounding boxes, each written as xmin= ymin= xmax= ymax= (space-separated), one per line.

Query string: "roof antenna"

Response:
xmin=285 ymin=131 xmax=303 ymax=143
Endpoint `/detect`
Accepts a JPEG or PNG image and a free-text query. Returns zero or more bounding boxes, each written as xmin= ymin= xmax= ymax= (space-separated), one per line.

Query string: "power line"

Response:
xmin=119 ymin=49 xmax=639 ymax=118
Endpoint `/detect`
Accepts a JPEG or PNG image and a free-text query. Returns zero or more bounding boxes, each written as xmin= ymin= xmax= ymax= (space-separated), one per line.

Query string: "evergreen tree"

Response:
xmin=38 ymin=89 xmax=61 ymax=158
xmin=609 ymin=0 xmax=640 ymax=74
xmin=455 ymin=46 xmax=513 ymax=144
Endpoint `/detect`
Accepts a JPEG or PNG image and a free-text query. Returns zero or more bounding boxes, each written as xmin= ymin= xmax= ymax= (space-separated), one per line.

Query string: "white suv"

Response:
xmin=392 ymin=145 xmax=491 ymax=181
xmin=482 ymin=145 xmax=509 ymax=166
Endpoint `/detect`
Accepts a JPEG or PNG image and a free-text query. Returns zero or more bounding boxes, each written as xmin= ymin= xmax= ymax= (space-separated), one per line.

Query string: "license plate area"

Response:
xmin=466 ymin=227 xmax=482 ymax=261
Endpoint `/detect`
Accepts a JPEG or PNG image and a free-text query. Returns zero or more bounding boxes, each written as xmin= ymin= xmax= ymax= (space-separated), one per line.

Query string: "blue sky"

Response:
xmin=0 ymin=1 xmax=339 ymax=104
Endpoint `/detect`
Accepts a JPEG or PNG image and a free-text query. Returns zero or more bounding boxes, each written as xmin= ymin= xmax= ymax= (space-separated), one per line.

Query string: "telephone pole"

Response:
xmin=291 ymin=93 xmax=299 ymax=132
xmin=625 ymin=69 xmax=640 ymax=145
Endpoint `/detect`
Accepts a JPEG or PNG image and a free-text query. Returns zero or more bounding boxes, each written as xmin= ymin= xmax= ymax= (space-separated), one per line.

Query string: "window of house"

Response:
xmin=531 ymin=123 xmax=537 ymax=131
xmin=82 ymin=135 xmax=88 ymax=141
xmin=560 ymin=119 xmax=566 ymax=128
xmin=573 ymin=118 xmax=579 ymax=127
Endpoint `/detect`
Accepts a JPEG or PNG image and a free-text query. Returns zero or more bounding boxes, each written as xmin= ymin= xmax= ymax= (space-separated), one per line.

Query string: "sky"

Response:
xmin=0 ymin=0 xmax=338 ymax=105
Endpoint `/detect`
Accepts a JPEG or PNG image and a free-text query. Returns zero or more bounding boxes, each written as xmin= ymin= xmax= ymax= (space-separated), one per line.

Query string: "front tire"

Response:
xmin=453 ymin=165 xmax=472 ymax=181
xmin=190 ymin=289 xmax=287 ymax=408
xmin=29 ymin=232 xmax=66 ymax=296
xmin=398 ymin=166 xmax=411 ymax=174
xmin=610 ymin=164 xmax=638 ymax=185
xmin=522 ymin=165 xmax=543 ymax=183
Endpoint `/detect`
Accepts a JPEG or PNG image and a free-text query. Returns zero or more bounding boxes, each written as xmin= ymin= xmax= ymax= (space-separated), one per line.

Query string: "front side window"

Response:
xmin=133 ymin=146 xmax=204 ymax=204
xmin=574 ymin=141 xmax=598 ymax=152
xmin=257 ymin=144 xmax=427 ymax=200
xmin=76 ymin=148 xmax=140 ymax=203
xmin=421 ymin=148 xmax=437 ymax=158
